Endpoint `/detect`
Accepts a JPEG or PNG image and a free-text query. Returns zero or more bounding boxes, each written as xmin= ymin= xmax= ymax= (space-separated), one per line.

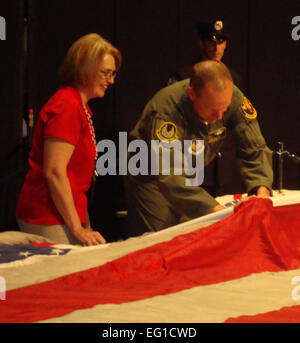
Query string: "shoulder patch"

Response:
xmin=156 ymin=121 xmax=178 ymax=143
xmin=241 ymin=97 xmax=257 ymax=119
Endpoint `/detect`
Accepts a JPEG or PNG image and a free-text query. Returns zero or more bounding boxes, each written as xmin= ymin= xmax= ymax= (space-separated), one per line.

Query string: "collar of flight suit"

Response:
xmin=178 ymin=85 xmax=225 ymax=137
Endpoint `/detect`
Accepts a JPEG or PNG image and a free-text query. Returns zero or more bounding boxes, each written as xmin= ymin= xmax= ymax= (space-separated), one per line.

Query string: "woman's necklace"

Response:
xmin=83 ymin=106 xmax=98 ymax=175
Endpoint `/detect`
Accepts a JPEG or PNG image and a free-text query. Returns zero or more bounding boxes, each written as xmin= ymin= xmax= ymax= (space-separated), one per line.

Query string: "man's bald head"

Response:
xmin=187 ymin=61 xmax=233 ymax=123
xmin=190 ymin=60 xmax=233 ymax=95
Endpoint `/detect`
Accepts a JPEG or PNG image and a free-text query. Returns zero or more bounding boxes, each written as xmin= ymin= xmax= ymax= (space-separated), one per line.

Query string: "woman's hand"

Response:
xmin=73 ymin=226 xmax=106 ymax=246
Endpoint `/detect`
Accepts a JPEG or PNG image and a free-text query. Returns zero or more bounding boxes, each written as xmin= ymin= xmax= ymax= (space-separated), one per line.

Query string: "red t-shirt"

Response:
xmin=16 ymin=86 xmax=96 ymax=225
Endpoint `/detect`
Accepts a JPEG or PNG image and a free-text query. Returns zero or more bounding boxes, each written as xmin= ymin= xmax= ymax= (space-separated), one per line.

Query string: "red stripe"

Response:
xmin=31 ymin=243 xmax=56 ymax=247
xmin=225 ymin=305 xmax=300 ymax=323
xmin=1 ymin=198 xmax=300 ymax=323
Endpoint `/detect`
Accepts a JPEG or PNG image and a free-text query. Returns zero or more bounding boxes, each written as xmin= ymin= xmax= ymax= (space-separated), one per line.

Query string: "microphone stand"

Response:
xmin=274 ymin=141 xmax=300 ymax=192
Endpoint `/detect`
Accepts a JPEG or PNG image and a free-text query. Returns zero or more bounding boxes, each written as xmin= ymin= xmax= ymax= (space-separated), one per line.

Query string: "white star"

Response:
xmin=19 ymin=251 xmax=32 ymax=257
xmin=49 ymin=248 xmax=64 ymax=256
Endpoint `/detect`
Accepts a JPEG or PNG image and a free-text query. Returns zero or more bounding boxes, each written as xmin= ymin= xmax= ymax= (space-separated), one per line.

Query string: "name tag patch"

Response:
xmin=207 ymin=127 xmax=226 ymax=143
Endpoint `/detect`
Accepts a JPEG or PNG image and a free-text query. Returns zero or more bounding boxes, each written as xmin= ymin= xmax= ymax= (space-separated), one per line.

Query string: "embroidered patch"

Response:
xmin=156 ymin=122 xmax=178 ymax=143
xmin=241 ymin=97 xmax=257 ymax=119
xmin=188 ymin=139 xmax=205 ymax=156
xmin=207 ymin=126 xmax=226 ymax=143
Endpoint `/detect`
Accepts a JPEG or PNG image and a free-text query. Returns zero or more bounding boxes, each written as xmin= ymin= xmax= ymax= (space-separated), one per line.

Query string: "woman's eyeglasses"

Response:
xmin=99 ymin=69 xmax=118 ymax=80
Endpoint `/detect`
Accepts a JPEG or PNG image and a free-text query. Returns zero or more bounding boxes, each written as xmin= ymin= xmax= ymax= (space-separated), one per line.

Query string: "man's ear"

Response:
xmin=187 ymin=86 xmax=195 ymax=101
xmin=196 ymin=39 xmax=203 ymax=50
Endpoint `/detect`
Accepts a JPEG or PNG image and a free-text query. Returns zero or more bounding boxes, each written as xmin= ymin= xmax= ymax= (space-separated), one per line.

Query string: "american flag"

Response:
xmin=0 ymin=243 xmax=71 ymax=265
xmin=1 ymin=198 xmax=300 ymax=323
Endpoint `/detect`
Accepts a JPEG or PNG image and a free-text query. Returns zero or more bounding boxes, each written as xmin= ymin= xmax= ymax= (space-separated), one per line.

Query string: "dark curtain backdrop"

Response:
xmin=0 ymin=1 xmax=25 ymax=229
xmin=0 ymin=0 xmax=299 ymax=237
xmin=0 ymin=1 xmax=24 ymax=176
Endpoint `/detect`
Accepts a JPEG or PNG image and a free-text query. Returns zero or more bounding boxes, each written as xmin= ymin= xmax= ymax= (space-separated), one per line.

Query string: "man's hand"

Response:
xmin=233 ymin=190 xmax=270 ymax=211
xmin=209 ymin=204 xmax=226 ymax=213
xmin=208 ymin=186 xmax=271 ymax=214
xmin=256 ymin=186 xmax=271 ymax=198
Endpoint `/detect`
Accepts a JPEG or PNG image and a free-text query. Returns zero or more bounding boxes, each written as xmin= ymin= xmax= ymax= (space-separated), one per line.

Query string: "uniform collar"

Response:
xmin=179 ymin=90 xmax=211 ymax=131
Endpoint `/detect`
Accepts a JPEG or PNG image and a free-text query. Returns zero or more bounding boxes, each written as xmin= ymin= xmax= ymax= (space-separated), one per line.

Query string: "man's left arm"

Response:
xmin=228 ymin=91 xmax=273 ymax=197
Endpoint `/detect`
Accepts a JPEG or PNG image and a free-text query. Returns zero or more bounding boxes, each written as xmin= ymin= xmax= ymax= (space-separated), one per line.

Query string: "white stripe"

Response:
xmin=40 ymin=268 xmax=300 ymax=323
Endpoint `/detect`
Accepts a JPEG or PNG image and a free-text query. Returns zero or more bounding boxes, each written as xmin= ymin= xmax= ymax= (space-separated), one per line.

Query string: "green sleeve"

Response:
xmin=158 ymin=174 xmax=220 ymax=217
xmin=227 ymin=89 xmax=273 ymax=194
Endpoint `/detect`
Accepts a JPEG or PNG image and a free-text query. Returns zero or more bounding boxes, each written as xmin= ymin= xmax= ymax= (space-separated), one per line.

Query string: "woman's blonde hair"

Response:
xmin=58 ymin=33 xmax=121 ymax=87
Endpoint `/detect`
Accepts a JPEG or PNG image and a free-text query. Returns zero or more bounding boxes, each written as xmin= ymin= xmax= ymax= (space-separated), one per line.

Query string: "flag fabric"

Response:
xmin=225 ymin=304 xmax=300 ymax=323
xmin=1 ymin=197 xmax=300 ymax=323
xmin=0 ymin=243 xmax=71 ymax=268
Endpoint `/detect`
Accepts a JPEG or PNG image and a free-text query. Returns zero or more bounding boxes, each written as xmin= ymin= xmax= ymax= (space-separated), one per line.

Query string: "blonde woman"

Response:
xmin=16 ymin=33 xmax=121 ymax=246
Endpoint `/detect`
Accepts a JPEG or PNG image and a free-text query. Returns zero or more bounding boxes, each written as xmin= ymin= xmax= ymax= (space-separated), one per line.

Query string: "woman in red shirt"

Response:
xmin=16 ymin=33 xmax=121 ymax=246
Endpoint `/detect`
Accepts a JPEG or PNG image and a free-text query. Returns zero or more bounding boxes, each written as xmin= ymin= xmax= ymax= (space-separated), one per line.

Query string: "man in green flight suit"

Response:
xmin=124 ymin=60 xmax=273 ymax=237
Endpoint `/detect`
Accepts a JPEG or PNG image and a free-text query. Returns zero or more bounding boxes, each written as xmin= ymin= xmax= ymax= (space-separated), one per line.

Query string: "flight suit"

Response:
xmin=168 ymin=59 xmax=245 ymax=196
xmin=124 ymin=79 xmax=273 ymax=236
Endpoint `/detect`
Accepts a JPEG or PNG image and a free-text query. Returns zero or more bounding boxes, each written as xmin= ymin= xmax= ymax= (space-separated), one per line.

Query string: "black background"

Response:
xmin=0 ymin=0 xmax=299 ymax=240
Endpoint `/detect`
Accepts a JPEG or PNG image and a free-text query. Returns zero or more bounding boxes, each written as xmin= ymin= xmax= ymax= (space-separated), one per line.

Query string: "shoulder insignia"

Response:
xmin=156 ymin=122 xmax=178 ymax=143
xmin=241 ymin=97 xmax=257 ymax=119
xmin=188 ymin=139 xmax=204 ymax=156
